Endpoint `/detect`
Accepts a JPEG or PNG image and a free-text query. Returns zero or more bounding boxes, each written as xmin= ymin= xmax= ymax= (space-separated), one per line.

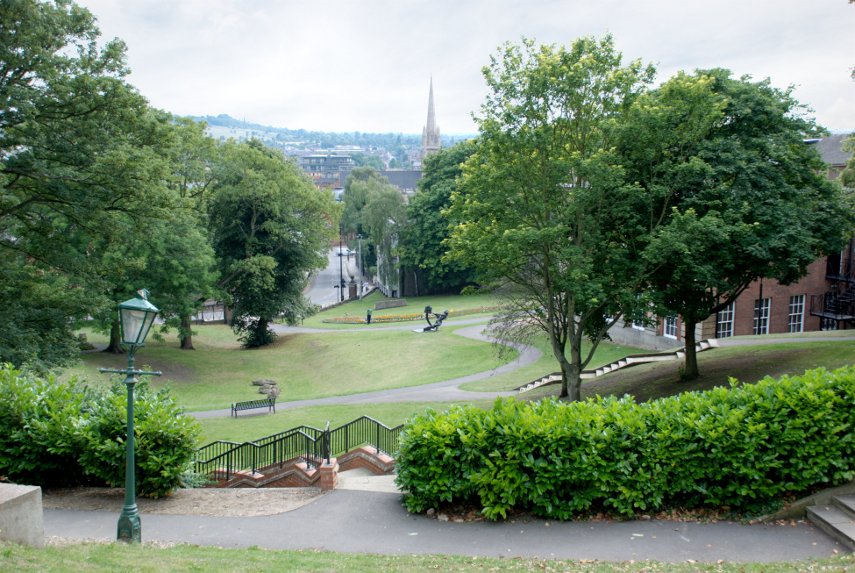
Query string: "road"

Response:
xmin=304 ymin=248 xmax=360 ymax=308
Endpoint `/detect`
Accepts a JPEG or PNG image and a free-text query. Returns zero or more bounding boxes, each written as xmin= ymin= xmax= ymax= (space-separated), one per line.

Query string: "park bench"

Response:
xmin=231 ymin=397 xmax=276 ymax=417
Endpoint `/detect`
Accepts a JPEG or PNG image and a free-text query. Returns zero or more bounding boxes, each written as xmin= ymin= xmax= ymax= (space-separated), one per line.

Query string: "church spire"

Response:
xmin=422 ymin=76 xmax=441 ymax=158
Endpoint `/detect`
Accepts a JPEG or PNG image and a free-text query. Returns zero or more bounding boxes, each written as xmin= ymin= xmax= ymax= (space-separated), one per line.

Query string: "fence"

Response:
xmin=194 ymin=416 xmax=403 ymax=480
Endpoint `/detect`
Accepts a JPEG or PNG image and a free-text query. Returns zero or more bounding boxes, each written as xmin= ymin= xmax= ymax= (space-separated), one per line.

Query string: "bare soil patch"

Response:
xmin=42 ymin=486 xmax=323 ymax=517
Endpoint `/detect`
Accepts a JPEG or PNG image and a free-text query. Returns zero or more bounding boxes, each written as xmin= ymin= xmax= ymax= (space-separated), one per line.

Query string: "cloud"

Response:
xmin=79 ymin=0 xmax=855 ymax=133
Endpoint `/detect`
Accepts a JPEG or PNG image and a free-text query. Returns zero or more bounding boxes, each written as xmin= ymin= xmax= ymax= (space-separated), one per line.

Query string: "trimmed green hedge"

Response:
xmin=395 ymin=366 xmax=855 ymax=519
xmin=0 ymin=364 xmax=200 ymax=497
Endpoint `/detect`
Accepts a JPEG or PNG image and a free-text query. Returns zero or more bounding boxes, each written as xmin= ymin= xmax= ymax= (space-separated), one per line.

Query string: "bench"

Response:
xmin=231 ymin=397 xmax=276 ymax=417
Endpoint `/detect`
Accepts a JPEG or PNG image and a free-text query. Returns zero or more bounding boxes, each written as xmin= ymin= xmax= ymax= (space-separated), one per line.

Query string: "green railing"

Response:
xmin=194 ymin=416 xmax=402 ymax=479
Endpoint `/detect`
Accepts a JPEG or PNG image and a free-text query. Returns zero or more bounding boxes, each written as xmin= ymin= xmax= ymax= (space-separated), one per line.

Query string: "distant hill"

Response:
xmin=187 ymin=114 xmax=467 ymax=150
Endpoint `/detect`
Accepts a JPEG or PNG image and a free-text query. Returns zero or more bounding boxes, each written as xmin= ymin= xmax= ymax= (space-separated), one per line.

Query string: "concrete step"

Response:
xmin=807 ymin=500 xmax=855 ymax=552
xmin=835 ymin=494 xmax=855 ymax=518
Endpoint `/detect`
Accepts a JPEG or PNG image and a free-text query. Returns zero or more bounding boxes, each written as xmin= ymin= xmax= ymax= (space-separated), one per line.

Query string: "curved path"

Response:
xmin=191 ymin=320 xmax=855 ymax=420
xmin=191 ymin=319 xmax=542 ymax=419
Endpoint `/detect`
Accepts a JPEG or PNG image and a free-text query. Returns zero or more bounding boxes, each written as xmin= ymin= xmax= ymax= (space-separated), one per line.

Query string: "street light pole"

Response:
xmin=99 ymin=290 xmax=161 ymax=543
xmin=339 ymin=224 xmax=344 ymax=302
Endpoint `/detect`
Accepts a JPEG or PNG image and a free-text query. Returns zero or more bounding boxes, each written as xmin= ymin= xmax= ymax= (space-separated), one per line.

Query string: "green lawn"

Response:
xmin=299 ymin=290 xmax=502 ymax=328
xmin=522 ymin=339 xmax=855 ymax=403
xmin=70 ymin=324 xmax=512 ymax=411
xmin=197 ymin=400 xmax=497 ymax=444
xmin=2 ymin=542 xmax=852 ymax=573
xmin=460 ymin=335 xmax=645 ymax=392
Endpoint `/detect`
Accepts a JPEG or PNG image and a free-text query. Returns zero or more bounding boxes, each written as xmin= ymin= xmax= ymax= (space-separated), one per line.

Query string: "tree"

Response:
xmin=209 ymin=140 xmax=337 ymax=347
xmin=447 ymin=37 xmax=656 ymax=401
xmin=341 ymin=167 xmax=388 ymax=236
xmin=841 ymin=135 xmax=855 ymax=189
xmin=630 ymin=70 xmax=851 ymax=379
xmin=0 ymin=0 xmax=178 ymax=365
xmin=400 ymin=140 xmax=477 ymax=294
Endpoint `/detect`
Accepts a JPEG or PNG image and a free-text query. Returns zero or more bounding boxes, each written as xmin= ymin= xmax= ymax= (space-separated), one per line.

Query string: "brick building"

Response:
xmin=609 ymin=134 xmax=853 ymax=350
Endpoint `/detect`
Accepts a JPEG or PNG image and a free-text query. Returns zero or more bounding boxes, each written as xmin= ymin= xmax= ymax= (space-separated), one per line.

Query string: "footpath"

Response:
xmin=43 ymin=475 xmax=848 ymax=562
xmin=44 ymin=325 xmax=855 ymax=562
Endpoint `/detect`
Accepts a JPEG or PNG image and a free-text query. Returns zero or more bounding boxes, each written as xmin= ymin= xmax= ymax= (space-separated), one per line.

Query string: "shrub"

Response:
xmin=0 ymin=364 xmax=200 ymax=497
xmin=395 ymin=366 xmax=855 ymax=519
xmin=78 ymin=381 xmax=201 ymax=498
xmin=0 ymin=365 xmax=89 ymax=486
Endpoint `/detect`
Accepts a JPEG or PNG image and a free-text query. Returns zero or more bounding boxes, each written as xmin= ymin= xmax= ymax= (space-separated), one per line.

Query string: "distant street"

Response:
xmin=305 ymin=248 xmax=360 ymax=308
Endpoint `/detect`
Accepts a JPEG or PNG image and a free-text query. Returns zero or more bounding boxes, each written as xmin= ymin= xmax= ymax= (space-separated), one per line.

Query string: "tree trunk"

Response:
xmin=179 ymin=314 xmax=195 ymax=350
xmin=682 ymin=318 xmax=699 ymax=380
xmin=103 ymin=317 xmax=124 ymax=354
xmin=554 ymin=341 xmax=582 ymax=402
xmin=560 ymin=359 xmax=582 ymax=402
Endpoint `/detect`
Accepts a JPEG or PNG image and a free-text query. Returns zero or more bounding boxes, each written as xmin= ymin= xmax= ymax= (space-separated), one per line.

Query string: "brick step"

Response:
xmin=807 ymin=496 xmax=855 ymax=552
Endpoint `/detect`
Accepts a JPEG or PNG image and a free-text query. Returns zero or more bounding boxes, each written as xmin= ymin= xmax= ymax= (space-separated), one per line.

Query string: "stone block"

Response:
xmin=0 ymin=483 xmax=44 ymax=547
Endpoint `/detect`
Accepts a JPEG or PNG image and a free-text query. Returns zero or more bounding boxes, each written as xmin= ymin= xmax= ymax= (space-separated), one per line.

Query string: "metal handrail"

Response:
xmin=194 ymin=416 xmax=404 ymax=480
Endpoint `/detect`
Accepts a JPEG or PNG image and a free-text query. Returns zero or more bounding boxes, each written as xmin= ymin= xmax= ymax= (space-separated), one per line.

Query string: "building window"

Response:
xmin=663 ymin=316 xmax=678 ymax=339
xmin=716 ymin=302 xmax=735 ymax=338
xmin=788 ymin=294 xmax=805 ymax=333
xmin=754 ymin=298 xmax=771 ymax=335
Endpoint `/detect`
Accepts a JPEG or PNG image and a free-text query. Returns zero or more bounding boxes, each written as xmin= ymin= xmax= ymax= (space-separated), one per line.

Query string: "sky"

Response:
xmin=76 ymin=0 xmax=855 ymax=135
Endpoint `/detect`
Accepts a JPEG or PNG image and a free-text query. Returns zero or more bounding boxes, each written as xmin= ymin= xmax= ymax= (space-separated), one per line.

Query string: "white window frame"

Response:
xmin=663 ymin=316 xmax=678 ymax=339
xmin=716 ymin=302 xmax=735 ymax=338
xmin=787 ymin=294 xmax=805 ymax=333
xmin=754 ymin=298 xmax=771 ymax=335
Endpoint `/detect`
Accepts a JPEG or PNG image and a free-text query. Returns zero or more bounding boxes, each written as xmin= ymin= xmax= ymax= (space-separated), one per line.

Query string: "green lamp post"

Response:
xmin=99 ymin=289 xmax=162 ymax=543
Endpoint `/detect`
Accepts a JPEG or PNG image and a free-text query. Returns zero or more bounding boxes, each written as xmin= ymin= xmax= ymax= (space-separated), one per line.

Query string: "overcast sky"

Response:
xmin=76 ymin=0 xmax=854 ymax=135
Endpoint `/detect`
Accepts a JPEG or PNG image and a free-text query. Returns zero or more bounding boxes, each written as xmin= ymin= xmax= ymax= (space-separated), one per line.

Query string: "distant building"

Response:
xmin=420 ymin=77 xmax=441 ymax=164
xmin=299 ymin=154 xmax=355 ymax=188
xmin=380 ymin=170 xmax=422 ymax=198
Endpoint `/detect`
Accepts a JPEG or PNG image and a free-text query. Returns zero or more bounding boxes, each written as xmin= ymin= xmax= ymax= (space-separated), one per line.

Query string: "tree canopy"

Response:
xmin=0 ymin=0 xmax=179 ymax=366
xmin=628 ymin=70 xmax=851 ymax=378
xmin=400 ymin=141 xmax=477 ymax=294
xmin=209 ymin=140 xmax=338 ymax=347
xmin=448 ymin=36 xmax=656 ymax=400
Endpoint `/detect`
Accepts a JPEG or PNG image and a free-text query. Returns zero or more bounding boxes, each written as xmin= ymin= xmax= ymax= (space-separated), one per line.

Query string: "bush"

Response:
xmin=78 ymin=381 xmax=201 ymax=498
xmin=0 ymin=364 xmax=200 ymax=497
xmin=395 ymin=366 xmax=855 ymax=519
xmin=0 ymin=366 xmax=89 ymax=487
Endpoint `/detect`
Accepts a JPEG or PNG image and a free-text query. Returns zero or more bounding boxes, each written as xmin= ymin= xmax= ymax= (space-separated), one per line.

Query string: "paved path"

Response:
xmin=43 ymin=486 xmax=847 ymax=562
xmin=192 ymin=320 xmax=540 ymax=419
xmin=192 ymin=325 xmax=855 ymax=420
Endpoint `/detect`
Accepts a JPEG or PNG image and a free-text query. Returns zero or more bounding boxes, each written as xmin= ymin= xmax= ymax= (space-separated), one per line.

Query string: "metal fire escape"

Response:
xmin=809 ymin=240 xmax=855 ymax=329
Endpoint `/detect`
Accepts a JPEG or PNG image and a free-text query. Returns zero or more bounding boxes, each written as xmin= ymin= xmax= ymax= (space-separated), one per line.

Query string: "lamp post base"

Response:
xmin=117 ymin=505 xmax=141 ymax=543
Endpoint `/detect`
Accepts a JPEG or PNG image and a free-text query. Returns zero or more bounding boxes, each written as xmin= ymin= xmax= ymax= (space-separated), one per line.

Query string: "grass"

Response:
xmin=459 ymin=335 xmax=646 ymax=392
xmin=196 ymin=400 xmax=498 ymax=444
xmin=2 ymin=542 xmax=853 ymax=572
xmin=68 ymin=323 xmax=512 ymax=411
xmin=522 ymin=339 xmax=855 ymax=403
xmin=299 ymin=290 xmax=502 ymax=328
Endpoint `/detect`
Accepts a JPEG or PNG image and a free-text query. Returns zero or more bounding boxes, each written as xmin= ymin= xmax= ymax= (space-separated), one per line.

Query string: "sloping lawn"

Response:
xmin=70 ymin=324 xmax=512 ymax=411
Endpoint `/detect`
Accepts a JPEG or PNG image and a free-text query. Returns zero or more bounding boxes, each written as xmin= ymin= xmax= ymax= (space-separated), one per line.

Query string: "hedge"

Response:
xmin=395 ymin=366 xmax=855 ymax=519
xmin=0 ymin=364 xmax=200 ymax=497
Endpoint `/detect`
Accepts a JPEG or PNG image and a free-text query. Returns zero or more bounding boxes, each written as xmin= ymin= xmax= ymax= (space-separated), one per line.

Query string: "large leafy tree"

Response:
xmin=341 ymin=167 xmax=405 ymax=286
xmin=400 ymin=141 xmax=477 ymax=294
xmin=447 ymin=37 xmax=656 ymax=401
xmin=631 ymin=70 xmax=851 ymax=379
xmin=0 ymin=0 xmax=176 ymax=366
xmin=209 ymin=140 xmax=337 ymax=347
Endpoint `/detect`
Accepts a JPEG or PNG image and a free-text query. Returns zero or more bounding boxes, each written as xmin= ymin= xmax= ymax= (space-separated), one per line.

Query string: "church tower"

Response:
xmin=421 ymin=77 xmax=441 ymax=158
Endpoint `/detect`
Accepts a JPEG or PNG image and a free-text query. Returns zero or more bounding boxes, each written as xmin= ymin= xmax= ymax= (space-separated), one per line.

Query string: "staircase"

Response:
xmin=810 ymin=286 xmax=855 ymax=327
xmin=807 ymin=495 xmax=855 ymax=552
xmin=516 ymin=339 xmax=719 ymax=393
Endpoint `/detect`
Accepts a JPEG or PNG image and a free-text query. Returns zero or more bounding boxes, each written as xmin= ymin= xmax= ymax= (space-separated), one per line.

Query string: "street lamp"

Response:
xmin=338 ymin=224 xmax=345 ymax=302
xmin=99 ymin=289 xmax=162 ymax=543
